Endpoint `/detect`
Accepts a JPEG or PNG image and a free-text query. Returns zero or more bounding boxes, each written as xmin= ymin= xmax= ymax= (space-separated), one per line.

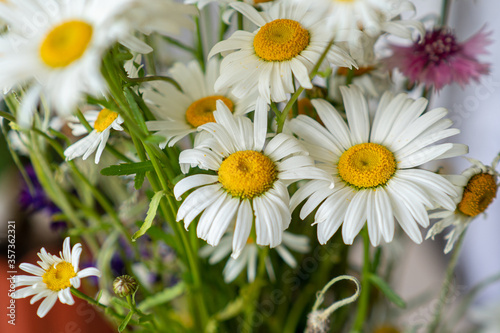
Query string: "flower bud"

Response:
xmin=113 ymin=275 xmax=138 ymax=297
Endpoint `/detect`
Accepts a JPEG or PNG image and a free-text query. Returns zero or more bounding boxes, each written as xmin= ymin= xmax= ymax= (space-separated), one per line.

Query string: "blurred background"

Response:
xmin=1 ymin=0 xmax=499 ymax=332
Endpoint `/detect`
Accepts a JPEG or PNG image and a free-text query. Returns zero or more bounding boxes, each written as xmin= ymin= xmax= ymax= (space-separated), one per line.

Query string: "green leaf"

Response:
xmin=138 ymin=282 xmax=185 ymax=311
xmin=101 ymin=161 xmax=154 ymax=176
xmin=118 ymin=310 xmax=134 ymax=332
xmin=145 ymin=135 xmax=166 ymax=144
xmin=368 ymin=273 xmax=406 ymax=308
xmin=132 ymin=191 xmax=165 ymax=241
xmin=134 ymin=172 xmax=146 ymax=190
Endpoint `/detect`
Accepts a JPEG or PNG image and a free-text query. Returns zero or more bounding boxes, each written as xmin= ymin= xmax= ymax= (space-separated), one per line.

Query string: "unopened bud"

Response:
xmin=113 ymin=275 xmax=138 ymax=297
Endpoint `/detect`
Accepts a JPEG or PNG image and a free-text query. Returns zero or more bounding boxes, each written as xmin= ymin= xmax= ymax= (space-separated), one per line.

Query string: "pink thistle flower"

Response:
xmin=385 ymin=27 xmax=492 ymax=91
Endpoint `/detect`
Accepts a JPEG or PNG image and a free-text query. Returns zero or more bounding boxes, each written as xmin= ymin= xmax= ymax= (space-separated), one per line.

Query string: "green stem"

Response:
xmin=351 ymin=229 xmax=371 ymax=333
xmin=162 ymin=35 xmax=198 ymax=54
xmin=70 ymin=287 xmax=140 ymax=325
xmin=195 ymin=16 xmax=206 ymax=72
xmin=243 ymin=247 xmax=268 ymax=333
xmin=0 ymin=110 xmax=15 ymax=122
xmin=125 ymin=76 xmax=182 ymax=91
xmin=427 ymin=232 xmax=466 ymax=333
xmin=345 ymin=69 xmax=355 ymax=86
xmin=440 ymin=0 xmax=452 ymax=26
xmin=276 ymin=38 xmax=335 ymax=133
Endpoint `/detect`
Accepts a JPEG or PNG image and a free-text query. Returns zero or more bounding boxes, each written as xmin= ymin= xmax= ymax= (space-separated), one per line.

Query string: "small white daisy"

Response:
xmin=174 ymin=100 xmax=332 ymax=258
xmin=11 ymin=237 xmax=101 ymax=318
xmin=289 ymin=85 xmax=467 ymax=246
xmin=427 ymin=157 xmax=499 ymax=253
xmin=200 ymin=231 xmax=310 ymax=283
xmin=145 ymin=58 xmax=257 ymax=148
xmin=208 ymin=1 xmax=356 ymax=110
xmin=300 ymin=0 xmax=424 ymax=44
xmin=64 ymin=108 xmax=124 ymax=164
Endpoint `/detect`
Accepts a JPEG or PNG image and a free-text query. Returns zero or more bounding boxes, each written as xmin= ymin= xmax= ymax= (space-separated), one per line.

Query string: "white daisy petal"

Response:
xmin=342 ymin=191 xmax=369 ymax=244
xmin=19 ymin=263 xmax=46 ymax=276
xmin=340 ymin=85 xmax=370 ymax=145
xmin=174 ymin=175 xmax=219 ymax=200
xmin=37 ymin=294 xmax=58 ymax=318
xmin=77 ymin=267 xmax=101 ymax=278
xmin=232 ymin=200 xmax=254 ymax=259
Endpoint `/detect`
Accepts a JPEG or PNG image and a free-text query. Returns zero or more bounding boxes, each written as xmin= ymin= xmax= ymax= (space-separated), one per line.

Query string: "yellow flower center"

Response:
xmin=218 ymin=150 xmax=277 ymax=199
xmin=336 ymin=0 xmax=356 ymax=3
xmin=185 ymin=96 xmax=234 ymax=128
xmin=42 ymin=261 xmax=77 ymax=292
xmin=458 ymin=173 xmax=497 ymax=217
xmin=40 ymin=20 xmax=93 ymax=68
xmin=338 ymin=143 xmax=397 ymax=189
xmin=253 ymin=19 xmax=310 ymax=62
xmin=94 ymin=108 xmax=118 ymax=132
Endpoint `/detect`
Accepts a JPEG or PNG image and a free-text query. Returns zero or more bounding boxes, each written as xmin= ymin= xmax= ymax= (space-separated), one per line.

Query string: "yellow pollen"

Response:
xmin=185 ymin=95 xmax=234 ymax=128
xmin=253 ymin=19 xmax=310 ymax=62
xmin=40 ymin=20 xmax=93 ymax=68
xmin=458 ymin=173 xmax=497 ymax=217
xmin=42 ymin=261 xmax=76 ymax=292
xmin=336 ymin=0 xmax=356 ymax=2
xmin=94 ymin=108 xmax=118 ymax=132
xmin=338 ymin=143 xmax=397 ymax=189
xmin=218 ymin=150 xmax=277 ymax=199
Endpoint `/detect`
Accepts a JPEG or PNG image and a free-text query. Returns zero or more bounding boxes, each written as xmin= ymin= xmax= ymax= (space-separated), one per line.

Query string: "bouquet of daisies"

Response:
xmin=2 ymin=0 xmax=498 ymax=332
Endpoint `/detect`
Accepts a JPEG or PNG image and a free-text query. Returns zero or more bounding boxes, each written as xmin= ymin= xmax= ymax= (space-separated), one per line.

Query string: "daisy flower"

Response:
xmin=173 ymin=100 xmax=332 ymax=258
xmin=289 ymin=85 xmax=467 ymax=246
xmin=64 ymin=108 xmax=124 ymax=164
xmin=427 ymin=156 xmax=499 ymax=253
xmin=208 ymin=1 xmax=356 ymax=112
xmin=145 ymin=58 xmax=256 ymax=148
xmin=200 ymin=231 xmax=310 ymax=283
xmin=0 ymin=0 xmax=141 ymax=126
xmin=300 ymin=0 xmax=424 ymax=43
xmin=11 ymin=237 xmax=101 ymax=318
xmin=385 ymin=27 xmax=492 ymax=91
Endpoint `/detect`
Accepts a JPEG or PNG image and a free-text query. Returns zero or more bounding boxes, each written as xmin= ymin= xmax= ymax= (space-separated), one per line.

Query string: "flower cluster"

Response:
xmin=3 ymin=0 xmax=497 ymax=331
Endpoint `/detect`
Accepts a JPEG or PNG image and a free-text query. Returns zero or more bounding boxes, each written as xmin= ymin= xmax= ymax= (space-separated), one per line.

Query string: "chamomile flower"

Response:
xmin=174 ymin=100 xmax=332 ymax=258
xmin=289 ymin=85 xmax=467 ymax=246
xmin=11 ymin=237 xmax=101 ymax=318
xmin=301 ymin=0 xmax=424 ymax=43
xmin=145 ymin=58 xmax=256 ymax=148
xmin=427 ymin=157 xmax=499 ymax=253
xmin=208 ymin=1 xmax=356 ymax=113
xmin=64 ymin=108 xmax=124 ymax=164
xmin=200 ymin=231 xmax=310 ymax=283
xmin=0 ymin=0 xmax=139 ymax=126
